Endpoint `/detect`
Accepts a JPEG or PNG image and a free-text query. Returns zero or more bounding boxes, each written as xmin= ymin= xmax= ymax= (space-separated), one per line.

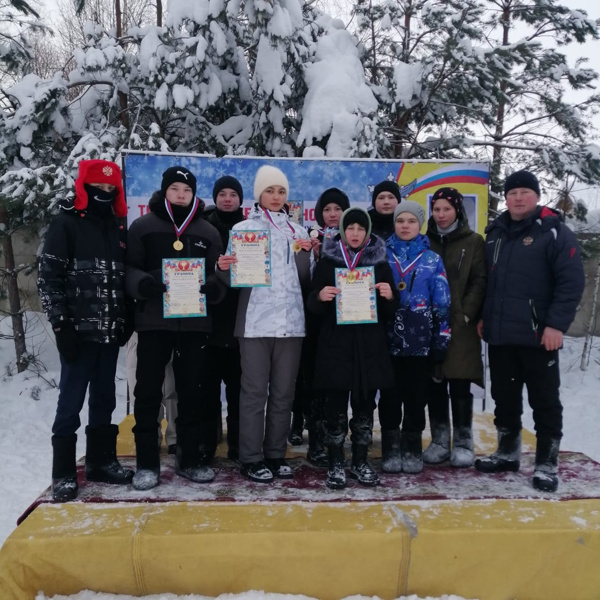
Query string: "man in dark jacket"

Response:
xmin=126 ymin=166 xmax=225 ymax=490
xmin=200 ymin=175 xmax=245 ymax=461
xmin=38 ymin=159 xmax=134 ymax=502
xmin=475 ymin=170 xmax=585 ymax=492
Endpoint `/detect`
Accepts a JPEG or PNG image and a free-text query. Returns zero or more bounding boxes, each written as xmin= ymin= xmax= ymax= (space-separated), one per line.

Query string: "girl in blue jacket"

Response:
xmin=381 ymin=201 xmax=451 ymax=474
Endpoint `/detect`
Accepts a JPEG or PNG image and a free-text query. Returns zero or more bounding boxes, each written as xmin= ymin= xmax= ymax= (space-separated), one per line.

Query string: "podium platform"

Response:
xmin=1 ymin=413 xmax=600 ymax=600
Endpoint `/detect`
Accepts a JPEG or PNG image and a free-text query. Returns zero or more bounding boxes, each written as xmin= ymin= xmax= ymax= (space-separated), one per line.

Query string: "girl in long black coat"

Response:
xmin=308 ymin=207 xmax=397 ymax=489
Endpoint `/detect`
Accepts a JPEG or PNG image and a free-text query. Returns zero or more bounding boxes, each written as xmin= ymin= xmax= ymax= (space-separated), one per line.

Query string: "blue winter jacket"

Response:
xmin=386 ymin=234 xmax=451 ymax=360
xmin=482 ymin=206 xmax=585 ymax=347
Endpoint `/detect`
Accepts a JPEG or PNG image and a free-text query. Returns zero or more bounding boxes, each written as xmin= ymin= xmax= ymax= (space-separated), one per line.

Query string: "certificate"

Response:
xmin=230 ymin=230 xmax=271 ymax=287
xmin=286 ymin=199 xmax=304 ymax=226
xmin=335 ymin=267 xmax=378 ymax=325
xmin=162 ymin=258 xmax=206 ymax=318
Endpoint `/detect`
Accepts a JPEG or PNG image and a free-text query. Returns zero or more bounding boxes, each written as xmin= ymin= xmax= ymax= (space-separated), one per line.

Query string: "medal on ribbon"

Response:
xmin=346 ymin=271 xmax=357 ymax=283
xmin=391 ymin=250 xmax=425 ymax=293
xmin=339 ymin=239 xmax=368 ymax=273
xmin=165 ymin=196 xmax=200 ymax=251
xmin=292 ymin=241 xmax=302 ymax=253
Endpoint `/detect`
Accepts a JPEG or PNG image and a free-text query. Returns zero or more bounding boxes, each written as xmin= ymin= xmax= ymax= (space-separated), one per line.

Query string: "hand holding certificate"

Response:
xmin=163 ymin=258 xmax=207 ymax=318
xmin=228 ymin=230 xmax=272 ymax=287
xmin=335 ymin=266 xmax=378 ymax=325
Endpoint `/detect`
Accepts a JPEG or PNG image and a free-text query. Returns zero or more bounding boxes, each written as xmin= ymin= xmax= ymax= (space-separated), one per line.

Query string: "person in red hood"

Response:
xmin=38 ymin=159 xmax=134 ymax=502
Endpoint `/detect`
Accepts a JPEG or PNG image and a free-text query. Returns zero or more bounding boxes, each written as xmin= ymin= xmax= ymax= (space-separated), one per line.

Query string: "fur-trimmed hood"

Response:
xmin=322 ymin=233 xmax=388 ymax=267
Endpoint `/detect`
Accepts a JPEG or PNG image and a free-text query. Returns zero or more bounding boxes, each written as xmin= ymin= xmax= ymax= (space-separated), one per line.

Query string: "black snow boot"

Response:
xmin=475 ymin=428 xmax=521 ymax=473
xmin=176 ymin=425 xmax=215 ymax=483
xmin=132 ymin=429 xmax=161 ymax=491
xmin=326 ymin=444 xmax=346 ymax=489
xmin=51 ymin=434 xmax=78 ymax=502
xmin=450 ymin=395 xmax=474 ymax=468
xmin=307 ymin=422 xmax=328 ymax=468
xmin=350 ymin=444 xmax=380 ymax=486
xmin=381 ymin=429 xmax=402 ymax=473
xmin=532 ymin=435 xmax=560 ymax=493
xmin=288 ymin=411 xmax=304 ymax=446
xmin=401 ymin=432 xmax=423 ymax=474
xmin=85 ymin=425 xmax=134 ymax=484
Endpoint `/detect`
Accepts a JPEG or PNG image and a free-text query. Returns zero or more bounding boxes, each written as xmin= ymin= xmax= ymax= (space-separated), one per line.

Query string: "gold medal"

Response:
xmin=173 ymin=239 xmax=184 ymax=251
xmin=292 ymin=241 xmax=302 ymax=253
xmin=347 ymin=271 xmax=357 ymax=283
xmin=397 ymin=281 xmax=407 ymax=291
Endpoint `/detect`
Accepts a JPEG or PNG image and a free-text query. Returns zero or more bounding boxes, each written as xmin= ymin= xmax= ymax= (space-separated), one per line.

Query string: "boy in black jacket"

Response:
xmin=38 ymin=159 xmax=134 ymax=502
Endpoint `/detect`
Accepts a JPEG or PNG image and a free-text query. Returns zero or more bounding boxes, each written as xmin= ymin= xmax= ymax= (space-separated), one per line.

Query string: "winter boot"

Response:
xmin=326 ymin=444 xmax=346 ymax=489
xmin=401 ymin=432 xmax=424 ymax=474
xmin=307 ymin=422 xmax=328 ymax=468
xmin=450 ymin=396 xmax=474 ymax=468
xmin=350 ymin=444 xmax=380 ymax=486
xmin=51 ymin=434 xmax=78 ymax=502
xmin=132 ymin=429 xmax=160 ymax=491
xmin=475 ymin=428 xmax=521 ymax=473
xmin=176 ymin=425 xmax=215 ymax=483
xmin=532 ymin=436 xmax=560 ymax=492
xmin=423 ymin=389 xmax=451 ymax=464
xmin=85 ymin=425 xmax=134 ymax=484
xmin=381 ymin=429 xmax=402 ymax=473
xmin=288 ymin=411 xmax=304 ymax=446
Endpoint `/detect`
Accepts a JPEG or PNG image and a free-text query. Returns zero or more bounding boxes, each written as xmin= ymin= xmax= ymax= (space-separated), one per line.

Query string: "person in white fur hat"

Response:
xmin=217 ymin=165 xmax=313 ymax=483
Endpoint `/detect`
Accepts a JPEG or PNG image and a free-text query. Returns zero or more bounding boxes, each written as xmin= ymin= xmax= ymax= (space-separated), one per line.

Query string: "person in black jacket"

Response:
xmin=38 ymin=159 xmax=134 ymax=502
xmin=308 ymin=207 xmax=397 ymax=489
xmin=368 ymin=180 xmax=401 ymax=241
xmin=200 ymin=175 xmax=245 ymax=461
xmin=475 ymin=170 xmax=585 ymax=492
xmin=125 ymin=166 xmax=225 ymax=490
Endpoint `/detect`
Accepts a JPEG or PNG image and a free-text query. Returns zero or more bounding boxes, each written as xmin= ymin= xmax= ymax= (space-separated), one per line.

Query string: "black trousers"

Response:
xmin=133 ymin=330 xmax=207 ymax=436
xmin=378 ymin=356 xmax=429 ymax=433
xmin=200 ymin=344 xmax=241 ymax=429
xmin=323 ymin=389 xmax=374 ymax=446
xmin=488 ymin=344 xmax=562 ymax=438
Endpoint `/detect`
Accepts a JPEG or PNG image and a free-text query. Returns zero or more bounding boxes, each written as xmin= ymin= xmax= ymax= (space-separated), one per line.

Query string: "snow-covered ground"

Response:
xmin=1 ymin=313 xmax=599 ymax=600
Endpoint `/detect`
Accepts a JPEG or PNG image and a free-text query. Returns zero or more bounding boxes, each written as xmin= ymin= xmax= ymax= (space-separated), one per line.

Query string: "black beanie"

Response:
xmin=504 ymin=170 xmax=540 ymax=197
xmin=372 ymin=180 xmax=401 ymax=207
xmin=315 ymin=188 xmax=350 ymax=227
xmin=431 ymin=187 xmax=464 ymax=216
xmin=161 ymin=166 xmax=197 ymax=198
xmin=213 ymin=175 xmax=243 ymax=205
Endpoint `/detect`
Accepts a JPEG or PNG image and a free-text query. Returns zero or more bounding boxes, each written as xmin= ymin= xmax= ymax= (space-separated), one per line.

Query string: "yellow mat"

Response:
xmin=0 ymin=502 xmax=411 ymax=600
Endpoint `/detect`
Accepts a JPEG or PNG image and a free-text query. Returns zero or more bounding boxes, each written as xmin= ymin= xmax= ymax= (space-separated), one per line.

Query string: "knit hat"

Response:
xmin=372 ymin=180 xmax=401 ymax=207
xmin=161 ymin=166 xmax=197 ymax=198
xmin=504 ymin=170 xmax=540 ymax=197
xmin=340 ymin=207 xmax=372 ymax=249
xmin=213 ymin=175 xmax=243 ymax=205
xmin=74 ymin=159 xmax=127 ymax=217
xmin=431 ymin=187 xmax=464 ymax=216
xmin=393 ymin=200 xmax=425 ymax=229
xmin=253 ymin=165 xmax=289 ymax=202
xmin=315 ymin=188 xmax=350 ymax=227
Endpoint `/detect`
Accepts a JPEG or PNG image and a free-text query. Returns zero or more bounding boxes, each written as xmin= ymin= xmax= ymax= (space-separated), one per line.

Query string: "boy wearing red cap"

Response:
xmin=38 ymin=159 xmax=134 ymax=502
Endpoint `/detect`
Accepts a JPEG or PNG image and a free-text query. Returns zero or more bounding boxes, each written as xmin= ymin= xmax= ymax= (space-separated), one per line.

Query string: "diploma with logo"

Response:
xmin=162 ymin=258 xmax=206 ymax=318
xmin=335 ymin=266 xmax=378 ymax=325
xmin=230 ymin=230 xmax=272 ymax=287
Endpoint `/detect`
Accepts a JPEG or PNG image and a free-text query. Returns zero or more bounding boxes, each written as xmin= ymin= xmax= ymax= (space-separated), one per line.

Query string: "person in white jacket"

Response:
xmin=217 ymin=165 xmax=312 ymax=482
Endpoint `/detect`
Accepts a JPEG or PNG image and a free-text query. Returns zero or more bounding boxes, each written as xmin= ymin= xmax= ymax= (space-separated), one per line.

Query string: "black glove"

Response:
xmin=117 ymin=319 xmax=135 ymax=347
xmin=200 ymin=278 xmax=223 ymax=303
xmin=139 ymin=278 xmax=167 ymax=299
xmin=54 ymin=322 xmax=80 ymax=364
